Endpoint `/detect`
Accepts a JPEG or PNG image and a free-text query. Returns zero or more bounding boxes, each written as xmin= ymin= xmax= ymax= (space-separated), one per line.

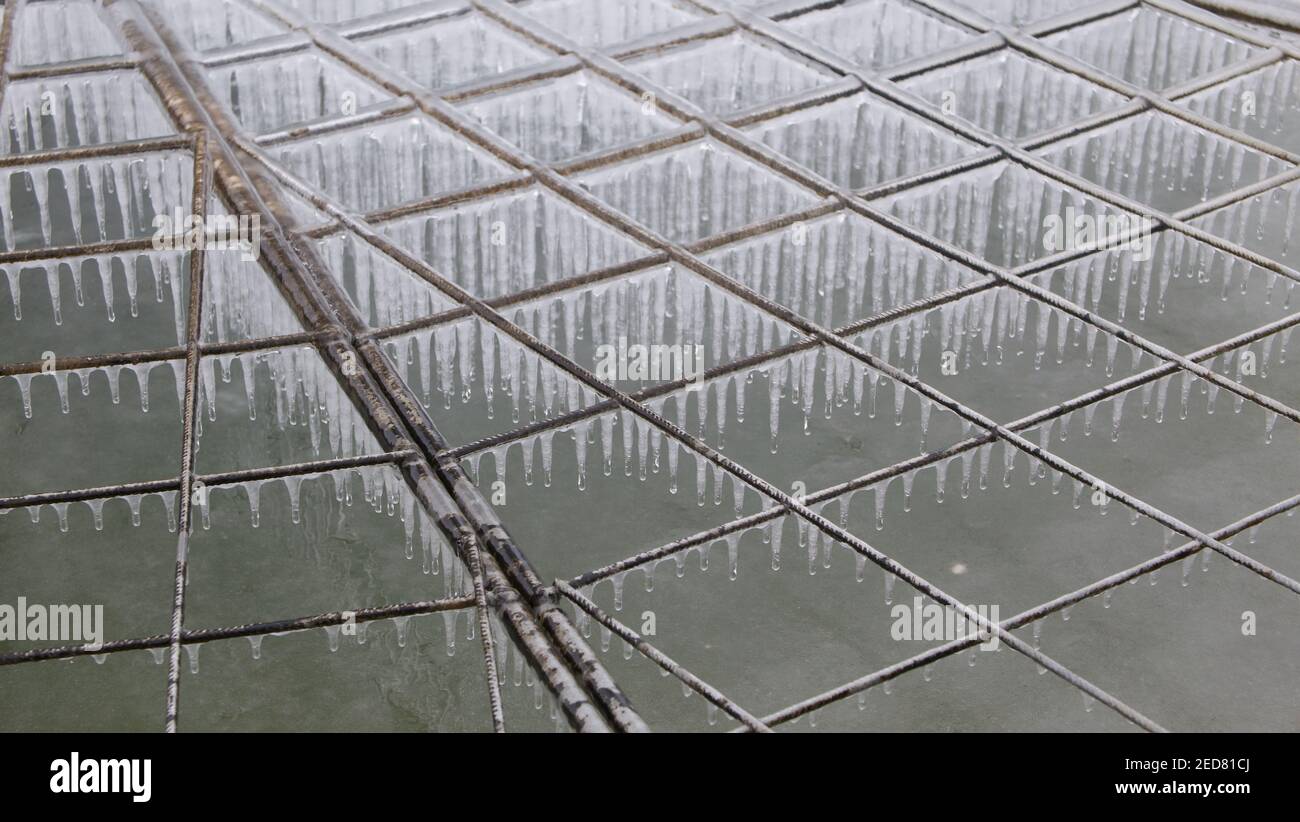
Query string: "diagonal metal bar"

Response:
xmin=1184 ymin=0 xmax=1300 ymax=30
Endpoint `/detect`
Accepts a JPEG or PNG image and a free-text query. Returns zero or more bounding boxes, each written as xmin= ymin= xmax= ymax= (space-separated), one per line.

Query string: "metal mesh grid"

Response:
xmin=1 ymin=0 xmax=1299 ymax=732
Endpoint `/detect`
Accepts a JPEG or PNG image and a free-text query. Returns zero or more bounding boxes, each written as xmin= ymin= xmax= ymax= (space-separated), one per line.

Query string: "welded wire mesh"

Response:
xmin=2 ymin=0 xmax=1300 ymax=732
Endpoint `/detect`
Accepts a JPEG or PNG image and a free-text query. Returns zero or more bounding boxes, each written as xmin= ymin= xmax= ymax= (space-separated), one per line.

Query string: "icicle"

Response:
xmin=874 ymin=478 xmax=890 ymax=530
xmin=84 ymin=498 xmax=105 ymax=531
xmin=611 ymin=571 xmax=626 ymax=611
xmin=160 ymin=490 xmax=178 ymax=532
xmin=52 ymin=502 xmax=70 ymax=533
xmin=725 ymin=531 xmax=741 ymax=580
xmin=442 ymin=610 xmax=458 ymax=656
xmin=13 ymin=374 xmax=34 ymax=419
xmin=4 ymin=266 xmax=20 ymax=320
xmin=125 ymin=494 xmax=143 ymax=527
xmin=243 ymin=480 xmax=263 ymax=527
xmin=540 ymin=430 xmax=555 ymax=487
xmin=769 ymin=515 xmax=783 ymax=571
xmin=694 ymin=453 xmax=708 ymax=507
xmin=281 ymin=474 xmax=304 ymax=524
xmin=572 ymin=423 xmax=588 ymax=490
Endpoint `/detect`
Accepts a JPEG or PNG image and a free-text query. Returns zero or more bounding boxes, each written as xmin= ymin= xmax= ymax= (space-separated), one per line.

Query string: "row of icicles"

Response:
xmin=2 ymin=465 xmax=459 ymax=575
xmin=0 ymin=151 xmax=192 ymax=251
xmin=1 ymin=247 xmax=303 ymax=346
xmin=6 ymin=345 xmax=379 ymax=471
xmin=6 ymin=315 xmax=1290 ymax=530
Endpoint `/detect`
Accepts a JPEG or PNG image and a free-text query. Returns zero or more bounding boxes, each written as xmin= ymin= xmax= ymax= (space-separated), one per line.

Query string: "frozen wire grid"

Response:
xmin=1 ymin=0 xmax=1299 ymax=732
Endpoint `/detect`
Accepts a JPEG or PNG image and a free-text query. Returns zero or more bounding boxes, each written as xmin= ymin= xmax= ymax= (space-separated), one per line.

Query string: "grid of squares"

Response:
xmin=3 ymin=0 xmax=1300 ymax=732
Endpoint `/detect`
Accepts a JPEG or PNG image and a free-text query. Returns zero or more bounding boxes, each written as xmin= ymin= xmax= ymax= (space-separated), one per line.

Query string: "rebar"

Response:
xmin=2 ymin=0 xmax=1297 ymax=733
xmin=196 ymin=0 xmax=1300 ymax=728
